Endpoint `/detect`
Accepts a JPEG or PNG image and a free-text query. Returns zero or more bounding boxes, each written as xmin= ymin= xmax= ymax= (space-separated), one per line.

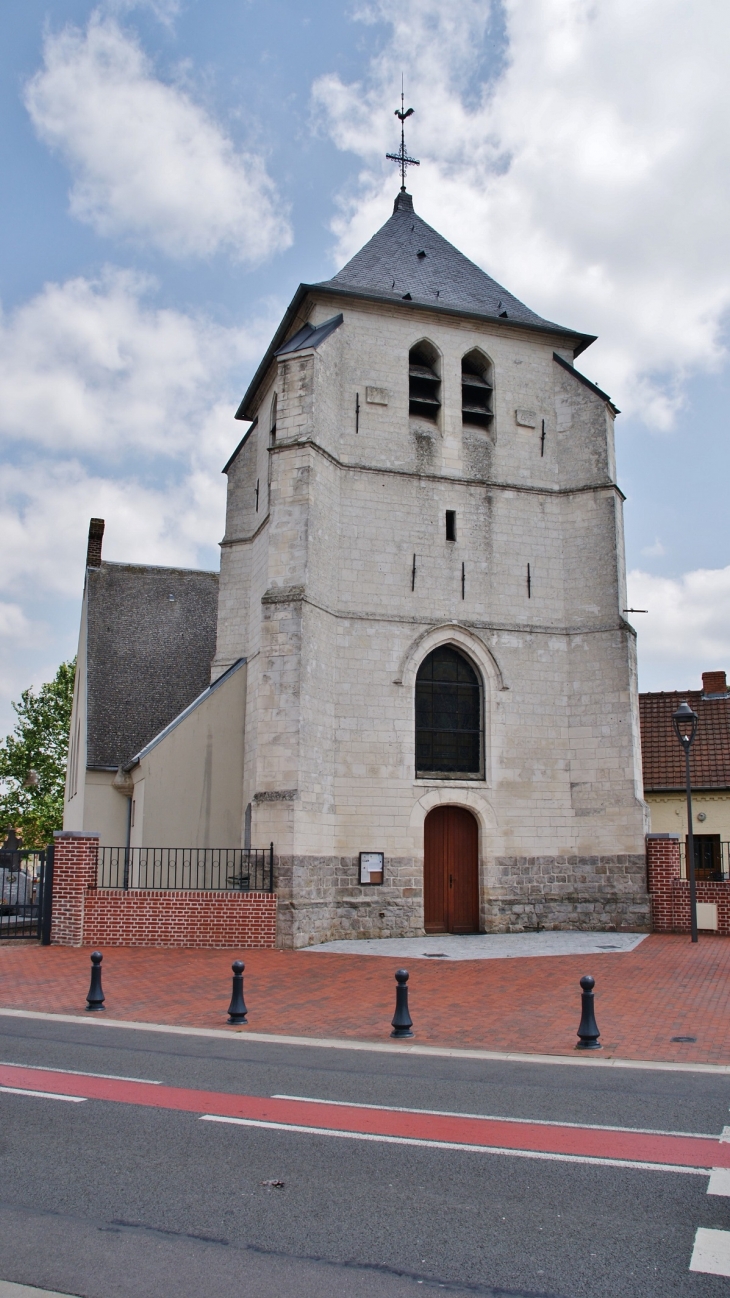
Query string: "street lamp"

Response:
xmin=672 ymin=700 xmax=699 ymax=943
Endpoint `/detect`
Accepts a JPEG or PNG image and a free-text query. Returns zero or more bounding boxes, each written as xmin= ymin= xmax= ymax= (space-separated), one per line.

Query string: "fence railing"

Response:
xmin=0 ymin=847 xmax=53 ymax=941
xmin=679 ymin=840 xmax=730 ymax=883
xmin=97 ymin=846 xmax=274 ymax=893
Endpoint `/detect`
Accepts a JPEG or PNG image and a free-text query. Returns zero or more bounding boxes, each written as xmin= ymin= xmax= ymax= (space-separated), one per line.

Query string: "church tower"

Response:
xmin=213 ymin=187 xmax=650 ymax=946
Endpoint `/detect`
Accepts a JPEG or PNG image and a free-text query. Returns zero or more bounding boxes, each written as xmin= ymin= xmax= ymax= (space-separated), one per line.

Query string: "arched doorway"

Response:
xmin=423 ymin=806 xmax=479 ymax=934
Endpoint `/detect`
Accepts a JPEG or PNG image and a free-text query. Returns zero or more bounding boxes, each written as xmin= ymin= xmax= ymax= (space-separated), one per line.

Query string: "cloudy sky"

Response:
xmin=2 ymin=0 xmax=729 ymax=735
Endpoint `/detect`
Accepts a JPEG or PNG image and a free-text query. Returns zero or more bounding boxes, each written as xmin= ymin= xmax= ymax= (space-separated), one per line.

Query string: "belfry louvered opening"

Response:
xmin=461 ymin=350 xmax=493 ymax=428
xmin=409 ymin=342 xmax=441 ymax=422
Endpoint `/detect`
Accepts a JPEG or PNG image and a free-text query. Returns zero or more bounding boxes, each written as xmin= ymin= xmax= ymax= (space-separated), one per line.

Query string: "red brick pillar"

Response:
xmin=51 ymin=832 xmax=99 ymax=946
xmin=646 ymin=834 xmax=680 ymax=933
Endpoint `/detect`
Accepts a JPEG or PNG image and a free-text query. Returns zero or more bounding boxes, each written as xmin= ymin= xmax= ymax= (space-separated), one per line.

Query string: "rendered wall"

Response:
xmin=130 ymin=662 xmax=246 ymax=848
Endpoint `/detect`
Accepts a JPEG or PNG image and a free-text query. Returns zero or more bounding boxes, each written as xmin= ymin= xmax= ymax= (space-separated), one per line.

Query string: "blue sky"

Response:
xmin=2 ymin=0 xmax=730 ymax=736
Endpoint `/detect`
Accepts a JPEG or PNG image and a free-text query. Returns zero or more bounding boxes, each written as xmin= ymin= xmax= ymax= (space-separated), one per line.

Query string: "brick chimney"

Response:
xmin=86 ymin=518 xmax=105 ymax=568
xmin=702 ymin=670 xmax=727 ymax=695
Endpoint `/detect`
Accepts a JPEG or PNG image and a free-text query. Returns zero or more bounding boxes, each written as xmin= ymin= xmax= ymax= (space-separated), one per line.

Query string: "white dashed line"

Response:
xmin=0 ymin=1086 xmax=86 ymax=1103
xmin=199 ymin=1114 xmax=709 ymax=1173
xmin=271 ymin=1094 xmax=718 ymax=1139
xmin=690 ymin=1228 xmax=730 ymax=1276
xmin=707 ymin=1168 xmax=730 ymax=1196
xmin=0 ymin=1061 xmax=161 ymax=1084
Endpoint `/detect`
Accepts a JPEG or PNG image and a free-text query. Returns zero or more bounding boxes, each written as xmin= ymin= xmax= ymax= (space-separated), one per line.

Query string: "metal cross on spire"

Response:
xmin=386 ymin=82 xmax=419 ymax=191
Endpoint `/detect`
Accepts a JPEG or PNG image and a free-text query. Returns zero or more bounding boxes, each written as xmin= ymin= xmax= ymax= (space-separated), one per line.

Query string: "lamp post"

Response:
xmin=672 ymin=700 xmax=699 ymax=943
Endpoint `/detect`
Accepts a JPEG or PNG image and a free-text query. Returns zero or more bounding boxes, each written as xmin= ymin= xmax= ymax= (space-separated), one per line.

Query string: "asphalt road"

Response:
xmin=0 ymin=1013 xmax=728 ymax=1298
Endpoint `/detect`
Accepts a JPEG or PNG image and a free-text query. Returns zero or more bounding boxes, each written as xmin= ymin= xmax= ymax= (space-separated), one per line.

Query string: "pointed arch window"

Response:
xmin=416 ymin=646 xmax=482 ymax=777
xmin=409 ymin=342 xmax=441 ymax=422
xmin=269 ymin=393 xmax=278 ymax=445
xmin=461 ymin=350 xmax=493 ymax=428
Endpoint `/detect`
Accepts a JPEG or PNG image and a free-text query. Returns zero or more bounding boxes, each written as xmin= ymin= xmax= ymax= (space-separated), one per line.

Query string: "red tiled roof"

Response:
xmin=639 ymin=690 xmax=730 ymax=792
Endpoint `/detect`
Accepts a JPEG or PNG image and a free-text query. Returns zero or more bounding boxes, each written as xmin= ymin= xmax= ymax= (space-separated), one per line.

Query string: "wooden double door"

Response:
xmin=424 ymin=805 xmax=479 ymax=934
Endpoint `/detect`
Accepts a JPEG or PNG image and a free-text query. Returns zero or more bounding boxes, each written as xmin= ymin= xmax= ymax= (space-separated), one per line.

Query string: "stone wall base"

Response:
xmin=274 ymin=852 xmax=651 ymax=948
xmin=485 ymin=853 xmax=651 ymax=934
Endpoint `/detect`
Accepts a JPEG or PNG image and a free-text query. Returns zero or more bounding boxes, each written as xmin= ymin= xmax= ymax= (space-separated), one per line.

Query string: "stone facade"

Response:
xmin=211 ymin=196 xmax=650 ymax=946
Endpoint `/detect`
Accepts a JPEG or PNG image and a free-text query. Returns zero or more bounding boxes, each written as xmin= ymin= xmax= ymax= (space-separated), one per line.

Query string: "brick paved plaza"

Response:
xmin=1 ymin=934 xmax=729 ymax=1065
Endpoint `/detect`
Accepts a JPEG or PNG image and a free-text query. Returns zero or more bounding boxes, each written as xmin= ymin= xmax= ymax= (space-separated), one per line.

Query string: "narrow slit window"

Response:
xmin=409 ymin=343 xmax=441 ymax=422
xmin=445 ymin=510 xmax=456 ymax=542
xmin=269 ymin=393 xmax=277 ymax=446
xmin=461 ymin=350 xmax=493 ymax=428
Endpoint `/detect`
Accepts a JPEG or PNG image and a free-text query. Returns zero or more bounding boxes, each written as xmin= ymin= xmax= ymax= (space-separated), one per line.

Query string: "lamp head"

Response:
xmin=673 ymin=700 xmax=698 ymax=748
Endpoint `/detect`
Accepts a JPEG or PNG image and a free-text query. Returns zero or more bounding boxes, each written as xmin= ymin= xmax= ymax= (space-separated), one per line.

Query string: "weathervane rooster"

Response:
xmin=386 ymin=83 xmax=420 ymax=191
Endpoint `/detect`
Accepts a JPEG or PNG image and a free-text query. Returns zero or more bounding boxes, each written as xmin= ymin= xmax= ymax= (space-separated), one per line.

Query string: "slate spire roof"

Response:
xmin=235 ymin=191 xmax=594 ymax=421
xmin=318 ymin=191 xmax=564 ymax=332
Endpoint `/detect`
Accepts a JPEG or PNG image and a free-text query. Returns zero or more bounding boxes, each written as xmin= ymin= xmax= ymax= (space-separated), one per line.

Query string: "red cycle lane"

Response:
xmin=0 ymin=1063 xmax=725 ymax=1172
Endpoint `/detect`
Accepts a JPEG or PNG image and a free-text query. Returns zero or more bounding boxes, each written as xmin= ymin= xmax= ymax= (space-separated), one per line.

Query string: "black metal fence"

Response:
xmin=679 ymin=839 xmax=730 ymax=883
xmin=97 ymin=845 xmax=274 ymax=892
xmin=0 ymin=846 xmax=54 ymax=942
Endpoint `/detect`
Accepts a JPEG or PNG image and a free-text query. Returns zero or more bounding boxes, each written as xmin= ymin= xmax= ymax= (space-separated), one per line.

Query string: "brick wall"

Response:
xmin=51 ymin=834 xmax=277 ymax=948
xmin=647 ymin=833 xmax=730 ymax=934
xmin=51 ymin=832 xmax=99 ymax=946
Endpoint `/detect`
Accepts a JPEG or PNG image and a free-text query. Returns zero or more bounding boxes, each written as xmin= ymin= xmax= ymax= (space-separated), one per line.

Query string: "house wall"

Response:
xmin=214 ymin=293 xmax=650 ymax=946
xmin=130 ymin=662 xmax=246 ymax=847
xmin=646 ymin=792 xmax=730 ymax=841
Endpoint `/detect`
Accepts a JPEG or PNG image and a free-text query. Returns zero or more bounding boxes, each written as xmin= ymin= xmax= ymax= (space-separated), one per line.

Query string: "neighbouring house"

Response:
xmin=640 ymin=670 xmax=730 ymax=879
xmin=64 ymin=187 xmax=651 ymax=946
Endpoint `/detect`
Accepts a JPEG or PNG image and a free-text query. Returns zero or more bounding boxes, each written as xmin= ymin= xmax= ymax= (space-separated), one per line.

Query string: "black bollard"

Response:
xmin=390 ymin=968 xmax=414 ymax=1038
xmin=85 ymin=951 xmax=105 ymax=1012
xmin=227 ymin=960 xmax=248 ymax=1024
xmin=575 ymin=974 xmax=601 ymax=1050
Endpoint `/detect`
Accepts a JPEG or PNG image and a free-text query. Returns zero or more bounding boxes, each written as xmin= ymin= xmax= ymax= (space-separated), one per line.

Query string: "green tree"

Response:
xmin=0 ymin=659 xmax=76 ymax=848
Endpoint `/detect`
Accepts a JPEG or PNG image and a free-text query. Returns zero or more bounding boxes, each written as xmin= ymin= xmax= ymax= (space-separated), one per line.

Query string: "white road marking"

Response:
xmin=272 ymin=1094 xmax=718 ymax=1140
xmin=0 ymin=1061 xmax=161 ymax=1084
xmin=690 ymin=1228 xmax=730 ymax=1275
xmin=0 ymin=1008 xmax=727 ymax=1076
xmin=0 ymin=1282 xmax=79 ymax=1297
xmin=198 ymin=1114 xmax=709 ymax=1173
xmin=708 ymin=1168 xmax=730 ymax=1196
xmin=0 ymin=1086 xmax=86 ymax=1103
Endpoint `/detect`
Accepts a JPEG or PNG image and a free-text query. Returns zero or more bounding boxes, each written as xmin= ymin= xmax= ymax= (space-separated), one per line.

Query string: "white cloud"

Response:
xmin=641 ymin=539 xmax=665 ymax=558
xmin=627 ymin=566 xmax=730 ymax=689
xmin=25 ymin=13 xmax=291 ymax=262
xmin=0 ymin=604 xmax=34 ymax=643
xmin=0 ymin=459 xmax=226 ymax=602
xmin=313 ymin=0 xmax=730 ymax=427
xmin=0 ymin=268 xmax=271 ymax=458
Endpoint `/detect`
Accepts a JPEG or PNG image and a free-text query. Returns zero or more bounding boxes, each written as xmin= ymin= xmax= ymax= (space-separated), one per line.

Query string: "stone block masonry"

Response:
xmin=51 ymin=833 xmax=277 ymax=949
xmin=647 ymin=833 xmax=730 ymax=935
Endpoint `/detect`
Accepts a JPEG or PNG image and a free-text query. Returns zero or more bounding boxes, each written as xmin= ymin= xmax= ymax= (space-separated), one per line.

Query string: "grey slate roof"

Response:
xmin=318 ymin=192 xmax=577 ymax=333
xmin=234 ymin=191 xmax=594 ymax=423
xmin=85 ymin=562 xmax=219 ymax=770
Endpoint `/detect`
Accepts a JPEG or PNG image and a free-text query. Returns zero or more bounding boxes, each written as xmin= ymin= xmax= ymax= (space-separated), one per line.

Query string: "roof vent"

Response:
xmin=86 ymin=518 xmax=105 ymax=568
xmin=417 ymin=250 xmax=426 ymax=258
xmin=499 ymin=310 xmax=508 ymax=318
xmin=702 ymin=670 xmax=727 ymax=695
xmin=402 ymin=292 xmax=412 ymax=300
